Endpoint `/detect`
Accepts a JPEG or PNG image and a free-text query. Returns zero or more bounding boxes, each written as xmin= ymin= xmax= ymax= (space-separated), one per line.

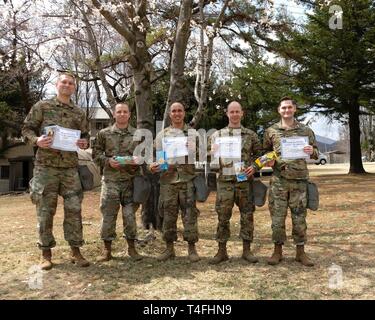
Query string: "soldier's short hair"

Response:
xmin=279 ymin=96 xmax=297 ymax=107
xmin=169 ymin=101 xmax=185 ymax=112
xmin=226 ymin=101 xmax=242 ymax=112
xmin=57 ymin=72 xmax=76 ymax=83
xmin=113 ymin=102 xmax=130 ymax=112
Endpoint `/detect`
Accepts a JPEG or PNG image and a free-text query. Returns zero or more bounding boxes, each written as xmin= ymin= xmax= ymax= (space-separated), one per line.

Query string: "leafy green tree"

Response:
xmin=265 ymin=0 xmax=375 ymax=173
xmin=227 ymin=56 xmax=301 ymax=135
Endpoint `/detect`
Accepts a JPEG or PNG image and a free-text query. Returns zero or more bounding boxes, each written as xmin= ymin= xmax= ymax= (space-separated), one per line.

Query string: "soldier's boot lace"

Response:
xmin=157 ymin=241 xmax=175 ymax=261
xmin=70 ymin=247 xmax=90 ymax=267
xmin=209 ymin=242 xmax=229 ymax=265
xmin=127 ymin=239 xmax=143 ymax=261
xmin=97 ymin=240 xmax=112 ymax=262
xmin=295 ymin=245 xmax=314 ymax=267
xmin=40 ymin=249 xmax=53 ymax=270
xmin=241 ymin=240 xmax=258 ymax=263
xmin=267 ymin=243 xmax=283 ymax=265
xmin=187 ymin=242 xmax=200 ymax=263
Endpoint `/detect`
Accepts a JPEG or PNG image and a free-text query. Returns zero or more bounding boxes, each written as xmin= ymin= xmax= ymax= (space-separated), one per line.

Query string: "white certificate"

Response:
xmin=51 ymin=126 xmax=81 ymax=152
xmin=214 ymin=136 xmax=241 ymax=159
xmin=280 ymin=136 xmax=309 ymax=160
xmin=162 ymin=136 xmax=188 ymax=158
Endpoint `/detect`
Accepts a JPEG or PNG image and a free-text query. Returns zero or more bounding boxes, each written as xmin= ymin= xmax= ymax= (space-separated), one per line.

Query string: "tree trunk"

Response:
xmin=130 ymin=44 xmax=160 ymax=230
xmin=163 ymin=0 xmax=194 ymax=127
xmin=126 ymin=31 xmax=160 ymax=228
xmin=190 ymin=0 xmax=230 ymax=128
xmin=90 ymin=0 xmax=158 ymax=229
xmin=17 ymin=74 xmax=33 ymax=114
xmin=133 ymin=63 xmax=154 ymax=130
xmin=348 ymin=102 xmax=366 ymax=174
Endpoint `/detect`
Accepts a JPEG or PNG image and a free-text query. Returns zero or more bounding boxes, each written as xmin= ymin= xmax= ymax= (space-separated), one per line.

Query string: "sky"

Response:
xmin=272 ymin=0 xmax=341 ymax=140
xmin=304 ymin=114 xmax=341 ymax=141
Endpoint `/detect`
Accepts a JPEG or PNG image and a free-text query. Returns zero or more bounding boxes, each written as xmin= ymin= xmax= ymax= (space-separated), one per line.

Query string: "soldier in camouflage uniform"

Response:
xmin=22 ymin=73 xmax=90 ymax=270
xmin=93 ymin=103 xmax=143 ymax=262
xmin=208 ymin=101 xmax=263 ymax=264
xmin=149 ymin=102 xmax=200 ymax=262
xmin=263 ymin=96 xmax=318 ymax=267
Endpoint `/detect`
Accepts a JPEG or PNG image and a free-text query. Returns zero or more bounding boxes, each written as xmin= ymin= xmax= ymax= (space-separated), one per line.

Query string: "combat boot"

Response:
xmin=157 ymin=241 xmax=175 ymax=261
xmin=40 ymin=249 xmax=53 ymax=270
xmin=209 ymin=242 xmax=229 ymax=265
xmin=267 ymin=244 xmax=283 ymax=265
xmin=97 ymin=240 xmax=112 ymax=262
xmin=242 ymin=240 xmax=258 ymax=263
xmin=295 ymin=245 xmax=314 ymax=267
xmin=127 ymin=239 xmax=143 ymax=261
xmin=187 ymin=242 xmax=200 ymax=262
xmin=70 ymin=247 xmax=90 ymax=267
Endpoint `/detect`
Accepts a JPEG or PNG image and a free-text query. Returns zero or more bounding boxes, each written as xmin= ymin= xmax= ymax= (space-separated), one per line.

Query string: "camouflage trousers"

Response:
xmin=215 ymin=180 xmax=255 ymax=243
xmin=29 ymin=166 xmax=84 ymax=250
xmin=100 ymin=179 xmax=139 ymax=241
xmin=268 ymin=175 xmax=308 ymax=245
xmin=158 ymin=180 xmax=199 ymax=243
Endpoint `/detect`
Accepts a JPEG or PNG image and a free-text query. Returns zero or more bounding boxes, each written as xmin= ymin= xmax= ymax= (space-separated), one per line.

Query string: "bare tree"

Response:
xmin=0 ymin=0 xmax=48 ymax=150
xmin=190 ymin=0 xmax=230 ymax=128
xmin=163 ymin=0 xmax=194 ymax=126
xmin=90 ymin=0 xmax=155 ymax=131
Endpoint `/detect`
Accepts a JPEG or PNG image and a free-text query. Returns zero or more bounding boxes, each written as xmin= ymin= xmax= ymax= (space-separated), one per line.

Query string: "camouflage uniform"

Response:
xmin=155 ymin=124 xmax=199 ymax=243
xmin=22 ymin=97 xmax=89 ymax=249
xmin=209 ymin=126 xmax=262 ymax=243
xmin=263 ymin=120 xmax=318 ymax=245
xmin=92 ymin=124 xmax=141 ymax=241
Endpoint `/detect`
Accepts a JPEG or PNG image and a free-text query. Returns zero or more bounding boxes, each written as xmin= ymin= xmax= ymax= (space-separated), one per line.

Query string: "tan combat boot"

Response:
xmin=157 ymin=241 xmax=176 ymax=261
xmin=40 ymin=249 xmax=53 ymax=270
xmin=70 ymin=247 xmax=90 ymax=267
xmin=242 ymin=240 xmax=258 ymax=263
xmin=209 ymin=242 xmax=229 ymax=265
xmin=187 ymin=242 xmax=200 ymax=263
xmin=127 ymin=239 xmax=143 ymax=261
xmin=295 ymin=245 xmax=314 ymax=267
xmin=97 ymin=240 xmax=112 ymax=262
xmin=267 ymin=243 xmax=283 ymax=265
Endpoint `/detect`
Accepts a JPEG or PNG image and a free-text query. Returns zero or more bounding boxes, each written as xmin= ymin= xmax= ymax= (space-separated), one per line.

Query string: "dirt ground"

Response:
xmin=0 ymin=163 xmax=374 ymax=300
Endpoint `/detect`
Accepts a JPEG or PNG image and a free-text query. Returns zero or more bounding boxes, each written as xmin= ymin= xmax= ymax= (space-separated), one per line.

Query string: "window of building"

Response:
xmin=96 ymin=122 xmax=104 ymax=130
xmin=0 ymin=166 xmax=10 ymax=179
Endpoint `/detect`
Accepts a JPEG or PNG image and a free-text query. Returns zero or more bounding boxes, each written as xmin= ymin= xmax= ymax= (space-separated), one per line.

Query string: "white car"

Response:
xmin=306 ymin=152 xmax=328 ymax=165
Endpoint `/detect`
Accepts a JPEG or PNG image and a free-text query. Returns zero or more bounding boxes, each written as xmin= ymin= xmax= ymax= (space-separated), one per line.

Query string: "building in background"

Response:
xmin=0 ymin=142 xmax=101 ymax=194
xmin=89 ymin=107 xmax=111 ymax=146
xmin=0 ymin=143 xmax=34 ymax=193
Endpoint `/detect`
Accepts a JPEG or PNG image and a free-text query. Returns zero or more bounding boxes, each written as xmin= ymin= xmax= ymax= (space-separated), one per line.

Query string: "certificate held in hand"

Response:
xmin=162 ymin=136 xmax=188 ymax=159
xmin=214 ymin=136 xmax=242 ymax=159
xmin=43 ymin=125 xmax=81 ymax=152
xmin=280 ymin=136 xmax=309 ymax=160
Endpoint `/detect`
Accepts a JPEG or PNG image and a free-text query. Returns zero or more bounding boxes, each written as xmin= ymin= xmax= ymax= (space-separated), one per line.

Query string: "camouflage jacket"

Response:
xmin=92 ymin=124 xmax=141 ymax=181
xmin=22 ymin=97 xmax=89 ymax=168
xmin=209 ymin=125 xmax=262 ymax=182
xmin=263 ymin=120 xmax=319 ymax=180
xmin=154 ymin=124 xmax=198 ymax=185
